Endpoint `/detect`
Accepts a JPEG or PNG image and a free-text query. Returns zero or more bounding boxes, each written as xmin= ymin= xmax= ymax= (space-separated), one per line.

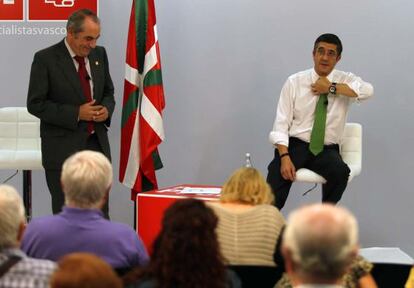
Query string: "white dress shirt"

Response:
xmin=269 ymin=68 xmax=373 ymax=147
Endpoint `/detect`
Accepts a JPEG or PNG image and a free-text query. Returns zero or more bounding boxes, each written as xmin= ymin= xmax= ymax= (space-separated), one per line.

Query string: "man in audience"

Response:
xmin=21 ymin=150 xmax=149 ymax=269
xmin=282 ymin=204 xmax=358 ymax=287
xmin=0 ymin=184 xmax=56 ymax=287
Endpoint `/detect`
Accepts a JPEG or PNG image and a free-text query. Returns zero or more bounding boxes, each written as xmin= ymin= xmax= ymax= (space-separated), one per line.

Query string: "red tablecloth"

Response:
xmin=136 ymin=184 xmax=221 ymax=253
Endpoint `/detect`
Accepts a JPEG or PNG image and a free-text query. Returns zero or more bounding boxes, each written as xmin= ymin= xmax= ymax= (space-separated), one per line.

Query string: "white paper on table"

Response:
xmin=359 ymin=247 xmax=414 ymax=265
xmin=180 ymin=187 xmax=221 ymax=195
xmin=157 ymin=186 xmax=186 ymax=193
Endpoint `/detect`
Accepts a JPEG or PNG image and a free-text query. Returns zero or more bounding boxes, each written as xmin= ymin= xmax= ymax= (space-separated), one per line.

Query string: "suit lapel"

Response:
xmin=55 ymin=40 xmax=84 ymax=101
xmin=88 ymin=50 xmax=101 ymax=101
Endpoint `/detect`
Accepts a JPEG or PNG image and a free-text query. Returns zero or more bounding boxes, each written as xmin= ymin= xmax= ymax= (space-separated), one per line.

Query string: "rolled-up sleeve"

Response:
xmin=269 ymin=79 xmax=294 ymax=147
xmin=345 ymin=73 xmax=374 ymax=102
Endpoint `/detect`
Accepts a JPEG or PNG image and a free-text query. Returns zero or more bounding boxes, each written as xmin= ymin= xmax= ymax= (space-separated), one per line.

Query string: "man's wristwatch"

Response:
xmin=329 ymin=82 xmax=337 ymax=95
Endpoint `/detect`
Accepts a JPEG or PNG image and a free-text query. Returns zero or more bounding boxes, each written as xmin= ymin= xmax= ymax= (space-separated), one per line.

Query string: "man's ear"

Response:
xmin=17 ymin=222 xmax=26 ymax=245
xmin=343 ymin=246 xmax=358 ymax=274
xmin=349 ymin=246 xmax=358 ymax=263
xmin=336 ymin=54 xmax=342 ymax=62
xmin=281 ymin=246 xmax=294 ymax=273
xmin=66 ymin=28 xmax=75 ymax=40
xmin=99 ymin=185 xmax=112 ymax=209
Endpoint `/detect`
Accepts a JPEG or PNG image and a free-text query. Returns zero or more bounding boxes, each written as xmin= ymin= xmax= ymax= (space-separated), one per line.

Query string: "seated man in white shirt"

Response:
xmin=266 ymin=33 xmax=373 ymax=209
xmin=282 ymin=204 xmax=358 ymax=288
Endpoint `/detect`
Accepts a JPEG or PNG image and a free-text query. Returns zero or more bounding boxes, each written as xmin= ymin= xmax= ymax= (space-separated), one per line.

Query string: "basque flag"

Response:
xmin=120 ymin=0 xmax=165 ymax=200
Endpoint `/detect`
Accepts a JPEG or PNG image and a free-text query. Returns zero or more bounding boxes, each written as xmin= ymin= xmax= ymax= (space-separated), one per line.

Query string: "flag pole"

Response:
xmin=134 ymin=200 xmax=137 ymax=230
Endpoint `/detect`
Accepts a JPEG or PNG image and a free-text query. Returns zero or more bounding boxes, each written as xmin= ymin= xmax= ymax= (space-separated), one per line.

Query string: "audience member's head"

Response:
xmin=50 ymin=253 xmax=122 ymax=288
xmin=220 ymin=167 xmax=274 ymax=205
xmin=282 ymin=204 xmax=358 ymax=285
xmin=61 ymin=150 xmax=112 ymax=209
xmin=0 ymin=184 xmax=26 ymax=250
xmin=126 ymin=199 xmax=228 ymax=288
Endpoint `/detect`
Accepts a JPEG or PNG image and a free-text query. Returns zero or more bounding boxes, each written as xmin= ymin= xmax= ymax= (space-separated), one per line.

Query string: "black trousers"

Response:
xmin=45 ymin=133 xmax=110 ymax=218
xmin=266 ymin=137 xmax=350 ymax=210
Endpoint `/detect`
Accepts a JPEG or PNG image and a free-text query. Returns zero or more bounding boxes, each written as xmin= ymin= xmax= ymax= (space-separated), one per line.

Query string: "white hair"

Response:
xmin=283 ymin=204 xmax=358 ymax=281
xmin=0 ymin=185 xmax=25 ymax=249
xmin=61 ymin=150 xmax=112 ymax=208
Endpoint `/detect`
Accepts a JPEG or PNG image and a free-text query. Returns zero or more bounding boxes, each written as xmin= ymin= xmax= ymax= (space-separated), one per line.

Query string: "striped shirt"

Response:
xmin=208 ymin=203 xmax=285 ymax=267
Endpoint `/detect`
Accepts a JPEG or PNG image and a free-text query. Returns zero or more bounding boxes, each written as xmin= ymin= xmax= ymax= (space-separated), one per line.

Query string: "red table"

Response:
xmin=136 ymin=184 xmax=221 ymax=253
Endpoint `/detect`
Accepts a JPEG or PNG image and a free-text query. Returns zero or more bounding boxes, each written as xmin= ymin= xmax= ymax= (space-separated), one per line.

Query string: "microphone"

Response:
xmin=85 ymin=75 xmax=91 ymax=81
xmin=324 ymin=100 xmax=328 ymax=105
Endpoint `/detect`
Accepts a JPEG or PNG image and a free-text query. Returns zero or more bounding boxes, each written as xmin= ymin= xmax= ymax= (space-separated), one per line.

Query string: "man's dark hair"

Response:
xmin=314 ymin=33 xmax=343 ymax=56
xmin=66 ymin=9 xmax=100 ymax=34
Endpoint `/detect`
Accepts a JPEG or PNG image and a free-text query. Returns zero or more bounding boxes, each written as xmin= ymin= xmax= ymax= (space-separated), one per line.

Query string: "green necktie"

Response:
xmin=309 ymin=93 xmax=328 ymax=155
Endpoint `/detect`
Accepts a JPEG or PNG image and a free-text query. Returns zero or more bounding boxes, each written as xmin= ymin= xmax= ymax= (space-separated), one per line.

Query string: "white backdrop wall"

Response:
xmin=1 ymin=0 xmax=413 ymax=256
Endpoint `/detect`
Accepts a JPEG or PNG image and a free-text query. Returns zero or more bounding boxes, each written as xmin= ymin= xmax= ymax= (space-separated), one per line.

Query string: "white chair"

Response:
xmin=295 ymin=123 xmax=362 ymax=184
xmin=0 ymin=107 xmax=42 ymax=220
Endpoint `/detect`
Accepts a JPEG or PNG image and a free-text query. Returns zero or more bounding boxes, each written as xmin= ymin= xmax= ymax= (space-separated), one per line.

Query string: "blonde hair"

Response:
xmin=220 ymin=167 xmax=274 ymax=205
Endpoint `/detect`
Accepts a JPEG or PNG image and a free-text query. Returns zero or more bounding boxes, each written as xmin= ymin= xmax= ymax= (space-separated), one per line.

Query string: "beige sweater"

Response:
xmin=208 ymin=203 xmax=285 ymax=267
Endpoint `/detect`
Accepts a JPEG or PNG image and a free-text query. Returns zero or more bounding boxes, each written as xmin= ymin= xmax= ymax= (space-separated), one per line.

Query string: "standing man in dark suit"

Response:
xmin=27 ymin=9 xmax=115 ymax=217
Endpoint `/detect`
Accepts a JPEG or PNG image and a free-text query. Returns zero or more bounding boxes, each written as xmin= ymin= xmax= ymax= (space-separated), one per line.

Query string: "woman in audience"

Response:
xmin=123 ymin=199 xmax=240 ymax=288
xmin=207 ymin=167 xmax=285 ymax=267
xmin=50 ymin=252 xmax=122 ymax=288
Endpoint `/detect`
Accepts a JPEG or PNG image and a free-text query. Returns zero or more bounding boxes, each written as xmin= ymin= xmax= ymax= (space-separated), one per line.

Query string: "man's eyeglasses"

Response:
xmin=316 ymin=47 xmax=337 ymax=58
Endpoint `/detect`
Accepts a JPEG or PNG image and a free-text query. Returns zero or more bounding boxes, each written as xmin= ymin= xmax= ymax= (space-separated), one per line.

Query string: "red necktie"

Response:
xmin=74 ymin=56 xmax=94 ymax=134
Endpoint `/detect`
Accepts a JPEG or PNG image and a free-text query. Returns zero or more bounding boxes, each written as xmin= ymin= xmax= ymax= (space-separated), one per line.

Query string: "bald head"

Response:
xmin=283 ymin=204 xmax=358 ymax=284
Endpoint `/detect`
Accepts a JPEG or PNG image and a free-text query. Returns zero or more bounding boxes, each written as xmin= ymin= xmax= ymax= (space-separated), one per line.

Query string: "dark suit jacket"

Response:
xmin=27 ymin=39 xmax=115 ymax=169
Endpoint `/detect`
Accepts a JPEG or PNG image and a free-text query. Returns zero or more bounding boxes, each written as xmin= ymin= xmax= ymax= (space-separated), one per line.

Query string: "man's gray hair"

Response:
xmin=283 ymin=204 xmax=358 ymax=281
xmin=61 ymin=150 xmax=112 ymax=208
xmin=66 ymin=9 xmax=100 ymax=34
xmin=0 ymin=185 xmax=25 ymax=249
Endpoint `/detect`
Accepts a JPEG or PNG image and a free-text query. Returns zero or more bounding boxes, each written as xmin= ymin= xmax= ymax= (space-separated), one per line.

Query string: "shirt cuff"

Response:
xmin=269 ymin=131 xmax=289 ymax=147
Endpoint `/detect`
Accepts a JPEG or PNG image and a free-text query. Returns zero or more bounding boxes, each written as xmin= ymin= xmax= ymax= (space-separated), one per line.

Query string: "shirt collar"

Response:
xmin=61 ymin=206 xmax=104 ymax=219
xmin=311 ymin=68 xmax=336 ymax=83
xmin=64 ymin=38 xmax=89 ymax=64
xmin=1 ymin=248 xmax=27 ymax=259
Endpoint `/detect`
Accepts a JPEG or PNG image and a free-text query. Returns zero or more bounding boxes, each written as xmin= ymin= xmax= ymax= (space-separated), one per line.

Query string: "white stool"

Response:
xmin=295 ymin=123 xmax=362 ymax=186
xmin=0 ymin=107 xmax=42 ymax=221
